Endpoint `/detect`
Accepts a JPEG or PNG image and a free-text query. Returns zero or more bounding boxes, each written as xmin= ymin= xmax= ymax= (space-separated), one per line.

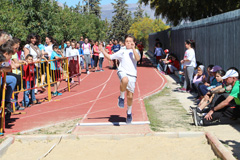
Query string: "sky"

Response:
xmin=57 ymin=0 xmax=139 ymax=7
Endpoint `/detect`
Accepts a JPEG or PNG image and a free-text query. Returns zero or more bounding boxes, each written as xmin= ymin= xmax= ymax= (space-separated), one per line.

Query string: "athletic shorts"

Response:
xmin=117 ymin=70 xmax=137 ymax=93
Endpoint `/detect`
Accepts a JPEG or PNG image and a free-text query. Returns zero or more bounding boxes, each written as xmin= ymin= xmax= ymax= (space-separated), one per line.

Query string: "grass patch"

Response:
xmin=0 ymin=138 xmax=6 ymax=144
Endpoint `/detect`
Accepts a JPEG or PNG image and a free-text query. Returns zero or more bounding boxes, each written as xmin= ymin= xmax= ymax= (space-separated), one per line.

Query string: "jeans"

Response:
xmin=91 ymin=57 xmax=95 ymax=68
xmin=22 ymin=80 xmax=36 ymax=107
xmin=99 ymin=57 xmax=104 ymax=69
xmin=0 ymin=75 xmax=17 ymax=102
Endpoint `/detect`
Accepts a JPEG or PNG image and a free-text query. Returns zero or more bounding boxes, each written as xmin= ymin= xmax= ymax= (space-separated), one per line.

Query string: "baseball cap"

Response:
xmin=164 ymin=49 xmax=169 ymax=53
xmin=222 ymin=69 xmax=239 ymax=79
xmin=210 ymin=65 xmax=222 ymax=72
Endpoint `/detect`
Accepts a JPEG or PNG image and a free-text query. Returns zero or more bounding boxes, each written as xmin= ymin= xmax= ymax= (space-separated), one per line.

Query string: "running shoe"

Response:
xmin=193 ymin=108 xmax=204 ymax=126
xmin=87 ymin=71 xmax=90 ymax=74
xmin=118 ymin=96 xmax=124 ymax=108
xmin=126 ymin=113 xmax=132 ymax=124
xmin=56 ymin=92 xmax=62 ymax=96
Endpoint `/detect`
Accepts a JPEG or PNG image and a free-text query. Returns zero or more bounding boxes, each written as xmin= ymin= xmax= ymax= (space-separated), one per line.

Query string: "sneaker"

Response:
xmin=118 ymin=96 xmax=124 ymax=108
xmin=189 ymin=106 xmax=202 ymax=113
xmin=126 ymin=113 xmax=132 ymax=124
xmin=178 ymin=88 xmax=187 ymax=93
xmin=56 ymin=92 xmax=62 ymax=96
xmin=71 ymin=79 xmax=74 ymax=83
xmin=0 ymin=132 xmax=4 ymax=136
xmin=52 ymin=92 xmax=57 ymax=96
xmin=193 ymin=108 xmax=204 ymax=126
xmin=100 ymin=69 xmax=104 ymax=71
xmin=5 ymin=102 xmax=13 ymax=113
xmin=87 ymin=71 xmax=90 ymax=74
xmin=35 ymin=89 xmax=38 ymax=94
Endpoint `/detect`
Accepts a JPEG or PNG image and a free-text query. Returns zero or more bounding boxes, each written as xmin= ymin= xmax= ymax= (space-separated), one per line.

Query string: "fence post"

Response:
xmin=66 ymin=58 xmax=70 ymax=92
xmin=46 ymin=63 xmax=52 ymax=101
xmin=0 ymin=73 xmax=7 ymax=133
xmin=12 ymin=93 xmax=16 ymax=113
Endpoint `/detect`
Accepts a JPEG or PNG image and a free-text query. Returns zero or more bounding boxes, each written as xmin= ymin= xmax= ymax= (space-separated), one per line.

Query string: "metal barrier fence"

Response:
xmin=148 ymin=9 xmax=240 ymax=70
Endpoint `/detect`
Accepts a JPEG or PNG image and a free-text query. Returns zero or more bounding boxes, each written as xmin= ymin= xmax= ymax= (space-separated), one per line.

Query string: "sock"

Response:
xmin=127 ymin=106 xmax=132 ymax=114
xmin=120 ymin=91 xmax=125 ymax=99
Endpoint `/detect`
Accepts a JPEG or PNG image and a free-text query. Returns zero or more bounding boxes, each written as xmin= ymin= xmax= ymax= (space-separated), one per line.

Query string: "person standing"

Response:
xmin=82 ymin=38 xmax=92 ymax=74
xmin=179 ymin=40 xmax=196 ymax=92
xmin=137 ymin=41 xmax=144 ymax=65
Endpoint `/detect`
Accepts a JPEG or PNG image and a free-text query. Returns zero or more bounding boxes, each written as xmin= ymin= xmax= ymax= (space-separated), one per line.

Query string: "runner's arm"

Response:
xmin=99 ymin=45 xmax=111 ymax=60
xmin=132 ymin=43 xmax=140 ymax=61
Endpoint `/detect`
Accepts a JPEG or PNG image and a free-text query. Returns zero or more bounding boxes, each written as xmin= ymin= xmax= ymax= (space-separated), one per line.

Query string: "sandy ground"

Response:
xmin=1 ymin=136 xmax=216 ymax=160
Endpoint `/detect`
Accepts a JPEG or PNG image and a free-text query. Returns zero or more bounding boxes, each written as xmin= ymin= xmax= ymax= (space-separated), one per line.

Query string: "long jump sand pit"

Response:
xmin=1 ymin=133 xmax=217 ymax=160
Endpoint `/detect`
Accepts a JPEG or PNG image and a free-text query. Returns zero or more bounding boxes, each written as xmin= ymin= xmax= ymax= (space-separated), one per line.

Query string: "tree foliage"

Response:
xmin=133 ymin=3 xmax=144 ymax=22
xmin=0 ymin=0 xmax=107 ymax=42
xmin=140 ymin=0 xmax=240 ymax=26
xmin=109 ymin=0 xmax=133 ymax=41
xmin=128 ymin=17 xmax=169 ymax=45
xmin=83 ymin=0 xmax=101 ymax=18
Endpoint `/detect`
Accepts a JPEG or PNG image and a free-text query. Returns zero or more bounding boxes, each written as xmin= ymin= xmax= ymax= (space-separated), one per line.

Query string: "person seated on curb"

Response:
xmin=197 ymin=65 xmax=222 ymax=98
xmin=193 ymin=69 xmax=240 ymax=126
xmin=190 ymin=69 xmax=226 ymax=113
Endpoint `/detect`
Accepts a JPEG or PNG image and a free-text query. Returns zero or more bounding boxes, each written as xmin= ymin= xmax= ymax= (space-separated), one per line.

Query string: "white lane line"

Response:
xmin=77 ymin=121 xmax=150 ymax=126
xmin=80 ymin=71 xmax=114 ymax=123
xmin=136 ymin=81 xmax=145 ymax=120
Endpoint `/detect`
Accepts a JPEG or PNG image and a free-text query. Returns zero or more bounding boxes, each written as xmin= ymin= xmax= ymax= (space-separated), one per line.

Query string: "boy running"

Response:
xmin=99 ymin=34 xmax=141 ymax=123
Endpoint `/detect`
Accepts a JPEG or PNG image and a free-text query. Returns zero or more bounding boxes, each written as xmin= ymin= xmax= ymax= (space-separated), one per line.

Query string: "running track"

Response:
xmin=4 ymin=57 xmax=166 ymax=134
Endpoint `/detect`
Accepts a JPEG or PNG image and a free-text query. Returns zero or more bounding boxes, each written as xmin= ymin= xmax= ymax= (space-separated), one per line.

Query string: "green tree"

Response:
xmin=140 ymin=0 xmax=240 ymax=26
xmin=83 ymin=0 xmax=101 ymax=18
xmin=133 ymin=3 xmax=144 ymax=22
xmin=128 ymin=17 xmax=169 ymax=46
xmin=110 ymin=0 xmax=133 ymax=40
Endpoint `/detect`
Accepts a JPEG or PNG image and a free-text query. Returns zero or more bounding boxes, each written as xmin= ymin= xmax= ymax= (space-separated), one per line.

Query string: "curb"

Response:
xmin=206 ymin=132 xmax=236 ymax=160
xmin=0 ymin=137 xmax=14 ymax=158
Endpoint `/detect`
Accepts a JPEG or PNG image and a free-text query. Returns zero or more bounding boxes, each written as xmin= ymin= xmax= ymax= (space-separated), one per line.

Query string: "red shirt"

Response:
xmin=137 ymin=44 xmax=144 ymax=52
xmin=93 ymin=45 xmax=99 ymax=56
xmin=106 ymin=45 xmax=112 ymax=55
xmin=169 ymin=60 xmax=180 ymax=70
xmin=23 ymin=64 xmax=35 ymax=81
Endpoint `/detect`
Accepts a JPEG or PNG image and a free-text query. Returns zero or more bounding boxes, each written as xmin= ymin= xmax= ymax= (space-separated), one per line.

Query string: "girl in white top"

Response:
xmin=179 ymin=40 xmax=196 ymax=92
xmin=68 ymin=42 xmax=80 ymax=83
xmin=45 ymin=36 xmax=54 ymax=59
xmin=99 ymin=34 xmax=141 ymax=124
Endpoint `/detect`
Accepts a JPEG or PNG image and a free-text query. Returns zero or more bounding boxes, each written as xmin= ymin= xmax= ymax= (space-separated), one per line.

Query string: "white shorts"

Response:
xmin=117 ymin=71 xmax=137 ymax=93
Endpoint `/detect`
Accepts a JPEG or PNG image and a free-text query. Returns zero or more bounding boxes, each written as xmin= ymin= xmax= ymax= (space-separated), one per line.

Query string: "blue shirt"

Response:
xmin=112 ymin=44 xmax=120 ymax=53
xmin=38 ymin=44 xmax=45 ymax=51
xmin=78 ymin=48 xmax=84 ymax=56
xmin=50 ymin=51 xmax=62 ymax=70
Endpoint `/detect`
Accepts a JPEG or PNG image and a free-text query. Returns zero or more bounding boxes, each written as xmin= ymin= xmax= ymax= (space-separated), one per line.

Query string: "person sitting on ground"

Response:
xmin=192 ymin=65 xmax=207 ymax=93
xmin=164 ymin=54 xmax=180 ymax=74
xmin=198 ymin=65 xmax=222 ymax=97
xmin=193 ymin=69 xmax=240 ymax=126
xmin=191 ymin=69 xmax=226 ymax=114
xmin=22 ymin=54 xmax=41 ymax=107
xmin=50 ymin=43 xmax=64 ymax=96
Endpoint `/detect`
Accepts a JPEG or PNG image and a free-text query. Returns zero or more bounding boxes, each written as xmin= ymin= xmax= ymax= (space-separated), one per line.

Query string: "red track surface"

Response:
xmin=4 ymin=58 xmax=166 ymax=134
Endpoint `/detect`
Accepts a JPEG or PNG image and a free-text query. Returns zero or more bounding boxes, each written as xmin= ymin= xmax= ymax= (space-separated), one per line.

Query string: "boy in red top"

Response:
xmin=22 ymin=54 xmax=37 ymax=107
xmin=105 ymin=41 xmax=113 ymax=68
xmin=137 ymin=41 xmax=144 ymax=65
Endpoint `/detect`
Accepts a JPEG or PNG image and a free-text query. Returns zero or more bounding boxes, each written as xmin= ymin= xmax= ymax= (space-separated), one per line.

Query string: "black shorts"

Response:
xmin=93 ymin=55 xmax=99 ymax=67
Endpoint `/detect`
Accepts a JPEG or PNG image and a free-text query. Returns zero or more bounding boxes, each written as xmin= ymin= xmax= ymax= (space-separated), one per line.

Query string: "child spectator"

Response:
xmin=99 ymin=42 xmax=105 ymax=71
xmin=67 ymin=42 xmax=79 ymax=83
xmin=50 ymin=43 xmax=64 ymax=96
xmin=137 ymin=41 xmax=144 ymax=65
xmin=105 ymin=41 xmax=113 ymax=68
xmin=164 ymin=54 xmax=180 ymax=74
xmin=0 ymin=40 xmax=16 ymax=113
xmin=154 ymin=43 xmax=164 ymax=66
xmin=93 ymin=41 xmax=100 ymax=72
xmin=82 ymin=38 xmax=92 ymax=74
xmin=22 ymin=54 xmax=39 ymax=107
xmin=111 ymin=39 xmax=121 ymax=69
xmin=76 ymin=43 xmax=84 ymax=74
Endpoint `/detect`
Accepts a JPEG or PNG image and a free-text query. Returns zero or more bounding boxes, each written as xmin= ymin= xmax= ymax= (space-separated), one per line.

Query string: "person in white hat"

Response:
xmin=193 ymin=69 xmax=240 ymax=126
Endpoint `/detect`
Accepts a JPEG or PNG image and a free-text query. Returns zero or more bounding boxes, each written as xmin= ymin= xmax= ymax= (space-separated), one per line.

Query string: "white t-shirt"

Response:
xmin=110 ymin=49 xmax=140 ymax=77
xmin=183 ymin=48 xmax=196 ymax=67
xmin=82 ymin=43 xmax=91 ymax=55
xmin=68 ymin=48 xmax=79 ymax=61
xmin=24 ymin=44 xmax=38 ymax=61
xmin=45 ymin=44 xmax=53 ymax=58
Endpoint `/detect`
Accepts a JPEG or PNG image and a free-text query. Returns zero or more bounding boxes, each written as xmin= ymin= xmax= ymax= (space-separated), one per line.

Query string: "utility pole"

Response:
xmin=88 ymin=0 xmax=89 ymax=13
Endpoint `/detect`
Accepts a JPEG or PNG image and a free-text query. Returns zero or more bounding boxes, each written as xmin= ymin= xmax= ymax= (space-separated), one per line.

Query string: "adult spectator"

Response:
xmin=45 ymin=35 xmax=55 ymax=59
xmin=179 ymin=40 xmax=196 ymax=93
